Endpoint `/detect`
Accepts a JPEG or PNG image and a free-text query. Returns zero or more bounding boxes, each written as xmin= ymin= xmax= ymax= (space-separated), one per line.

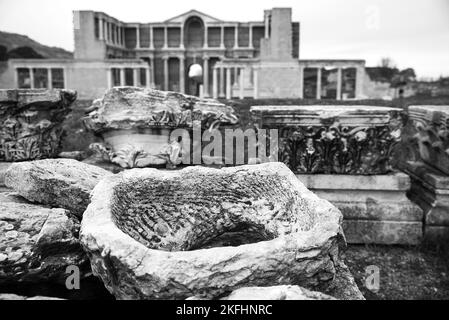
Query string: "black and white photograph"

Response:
xmin=0 ymin=0 xmax=449 ymax=310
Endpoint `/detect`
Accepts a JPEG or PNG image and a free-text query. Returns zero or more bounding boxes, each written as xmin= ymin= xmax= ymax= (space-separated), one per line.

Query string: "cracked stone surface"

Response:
xmin=81 ymin=162 xmax=347 ymax=300
xmin=0 ymin=191 xmax=88 ymax=285
xmin=4 ymin=159 xmax=112 ymax=218
xmin=222 ymin=285 xmax=336 ymax=300
xmin=84 ymin=87 xmax=239 ymax=133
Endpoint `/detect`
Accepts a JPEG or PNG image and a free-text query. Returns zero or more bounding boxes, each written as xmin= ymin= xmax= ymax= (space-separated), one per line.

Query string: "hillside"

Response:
xmin=0 ymin=30 xmax=73 ymax=59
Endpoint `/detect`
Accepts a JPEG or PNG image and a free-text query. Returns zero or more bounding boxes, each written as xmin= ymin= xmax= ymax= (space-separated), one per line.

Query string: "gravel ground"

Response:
xmin=344 ymin=244 xmax=449 ymax=300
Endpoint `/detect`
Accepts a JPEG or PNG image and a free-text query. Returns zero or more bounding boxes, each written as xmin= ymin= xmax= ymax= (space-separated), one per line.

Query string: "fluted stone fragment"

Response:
xmin=81 ymin=162 xmax=346 ymax=299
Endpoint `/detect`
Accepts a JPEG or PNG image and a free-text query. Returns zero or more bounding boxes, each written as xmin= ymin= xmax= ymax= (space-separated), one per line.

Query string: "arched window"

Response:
xmin=184 ymin=16 xmax=204 ymax=49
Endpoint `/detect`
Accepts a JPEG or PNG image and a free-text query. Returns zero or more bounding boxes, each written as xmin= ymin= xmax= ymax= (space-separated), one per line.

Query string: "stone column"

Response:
xmin=253 ymin=68 xmax=259 ymax=99
xmin=239 ymin=68 xmax=244 ymax=99
xmin=136 ymin=26 xmax=140 ymax=49
xmin=120 ymin=68 xmax=125 ymax=86
xmin=226 ymin=68 xmax=232 ymax=99
xmin=47 ymin=68 xmax=52 ymax=89
xmin=107 ymin=68 xmax=112 ymax=89
xmin=233 ymin=67 xmax=238 ymax=86
xmin=133 ymin=68 xmax=139 ymax=86
xmin=115 ymin=25 xmax=119 ymax=45
xmin=219 ymin=67 xmax=225 ymax=97
xmin=220 ymin=26 xmax=225 ymax=49
xmin=145 ymin=67 xmax=151 ymax=88
xmin=99 ymin=17 xmax=104 ymax=40
xmin=264 ymin=12 xmax=270 ymax=38
xmin=234 ymin=25 xmax=239 ymax=48
xmin=248 ymin=25 xmax=253 ymax=48
xmin=29 ymin=68 xmax=35 ymax=89
xmin=204 ymin=25 xmax=208 ymax=48
xmin=355 ymin=66 xmax=364 ymax=99
xmin=180 ymin=26 xmax=184 ymax=49
xmin=336 ymin=67 xmax=342 ymax=100
xmin=212 ymin=67 xmax=218 ymax=99
xmin=149 ymin=26 xmax=154 ymax=50
xmin=299 ymin=66 xmax=304 ymax=99
xmin=118 ymin=26 xmax=121 ymax=46
xmin=316 ymin=67 xmax=322 ymax=100
xmin=163 ymin=26 xmax=168 ymax=49
xmin=13 ymin=68 xmax=18 ymax=88
xmin=163 ymin=56 xmax=169 ymax=91
xmin=179 ymin=55 xmax=185 ymax=94
xmin=203 ymin=57 xmax=209 ymax=97
xmin=149 ymin=56 xmax=155 ymax=87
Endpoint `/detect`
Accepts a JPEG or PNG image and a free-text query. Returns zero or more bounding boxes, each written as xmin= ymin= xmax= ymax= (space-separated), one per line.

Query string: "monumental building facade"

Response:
xmin=0 ymin=8 xmax=366 ymax=100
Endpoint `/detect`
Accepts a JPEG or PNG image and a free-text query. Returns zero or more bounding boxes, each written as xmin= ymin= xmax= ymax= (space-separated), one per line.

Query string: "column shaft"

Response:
xmin=220 ymin=26 xmax=225 ymax=49
xmin=249 ymin=25 xmax=253 ymax=48
xmin=99 ymin=17 xmax=103 ymax=40
xmin=226 ymin=68 xmax=232 ymax=99
xmin=203 ymin=58 xmax=209 ymax=97
xmin=136 ymin=26 xmax=140 ymax=49
xmin=316 ymin=68 xmax=322 ymax=100
xmin=355 ymin=66 xmax=364 ymax=99
xmin=234 ymin=25 xmax=239 ymax=48
xmin=204 ymin=25 xmax=208 ymax=48
xmin=107 ymin=68 xmax=112 ymax=89
xmin=212 ymin=67 xmax=218 ymax=99
xmin=29 ymin=68 xmax=35 ymax=89
xmin=145 ymin=68 xmax=151 ymax=88
xmin=150 ymin=57 xmax=155 ymax=87
xmin=163 ymin=27 xmax=168 ymax=48
xmin=336 ymin=67 xmax=342 ymax=100
xmin=179 ymin=56 xmax=185 ymax=93
xmin=253 ymin=68 xmax=259 ymax=99
xmin=150 ymin=26 xmax=154 ymax=49
xmin=47 ymin=68 xmax=52 ymax=89
xmin=120 ymin=68 xmax=125 ymax=86
xmin=163 ymin=57 xmax=169 ymax=91
xmin=299 ymin=66 xmax=304 ymax=99
xmin=239 ymin=68 xmax=244 ymax=99
xmin=133 ymin=68 xmax=139 ymax=86
xmin=219 ymin=67 xmax=225 ymax=97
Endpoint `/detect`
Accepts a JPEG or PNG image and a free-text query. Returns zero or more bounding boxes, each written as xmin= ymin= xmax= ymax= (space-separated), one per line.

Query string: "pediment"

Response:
xmin=164 ymin=9 xmax=222 ymax=24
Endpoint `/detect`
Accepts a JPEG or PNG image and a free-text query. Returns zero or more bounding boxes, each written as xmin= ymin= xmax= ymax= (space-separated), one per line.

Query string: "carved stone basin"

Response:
xmin=80 ymin=162 xmax=344 ymax=300
xmin=0 ymin=89 xmax=76 ymax=162
xmin=84 ymin=87 xmax=239 ymax=168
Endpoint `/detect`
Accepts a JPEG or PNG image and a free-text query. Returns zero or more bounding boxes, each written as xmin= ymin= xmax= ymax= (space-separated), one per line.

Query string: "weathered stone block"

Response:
xmin=404 ymin=160 xmax=449 ymax=242
xmin=4 ymin=159 xmax=112 ymax=218
xmin=81 ymin=162 xmax=347 ymax=300
xmin=0 ymin=89 xmax=76 ymax=162
xmin=297 ymin=173 xmax=423 ymax=244
xmin=251 ymin=105 xmax=403 ymax=174
xmin=84 ymin=87 xmax=238 ymax=168
xmin=0 ymin=162 xmax=12 ymax=186
xmin=407 ymin=105 xmax=449 ymax=175
xmin=0 ymin=192 xmax=88 ymax=285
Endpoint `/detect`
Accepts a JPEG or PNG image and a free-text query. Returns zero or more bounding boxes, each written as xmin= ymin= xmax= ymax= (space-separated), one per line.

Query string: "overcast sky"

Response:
xmin=1 ymin=0 xmax=448 ymax=79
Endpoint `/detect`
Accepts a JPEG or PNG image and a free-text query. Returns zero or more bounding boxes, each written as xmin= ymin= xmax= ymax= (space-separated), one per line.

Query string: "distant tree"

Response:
xmin=399 ymin=68 xmax=416 ymax=82
xmin=379 ymin=57 xmax=396 ymax=69
xmin=7 ymin=46 xmax=44 ymax=59
xmin=0 ymin=45 xmax=7 ymax=61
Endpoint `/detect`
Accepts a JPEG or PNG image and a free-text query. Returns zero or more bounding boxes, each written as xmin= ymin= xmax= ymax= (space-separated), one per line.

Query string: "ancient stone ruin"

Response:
xmin=251 ymin=105 xmax=423 ymax=245
xmin=0 ymin=89 xmax=76 ymax=162
xmin=84 ymin=87 xmax=238 ymax=168
xmin=80 ymin=162 xmax=362 ymax=299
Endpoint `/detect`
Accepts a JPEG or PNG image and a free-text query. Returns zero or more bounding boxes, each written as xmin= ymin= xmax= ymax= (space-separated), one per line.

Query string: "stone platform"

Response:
xmin=297 ymin=172 xmax=423 ymax=244
xmin=404 ymin=161 xmax=449 ymax=242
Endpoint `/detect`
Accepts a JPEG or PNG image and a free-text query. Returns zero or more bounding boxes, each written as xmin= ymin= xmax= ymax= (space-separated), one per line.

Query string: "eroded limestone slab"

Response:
xmin=81 ymin=162 xmax=345 ymax=300
xmin=4 ymin=159 xmax=112 ymax=218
